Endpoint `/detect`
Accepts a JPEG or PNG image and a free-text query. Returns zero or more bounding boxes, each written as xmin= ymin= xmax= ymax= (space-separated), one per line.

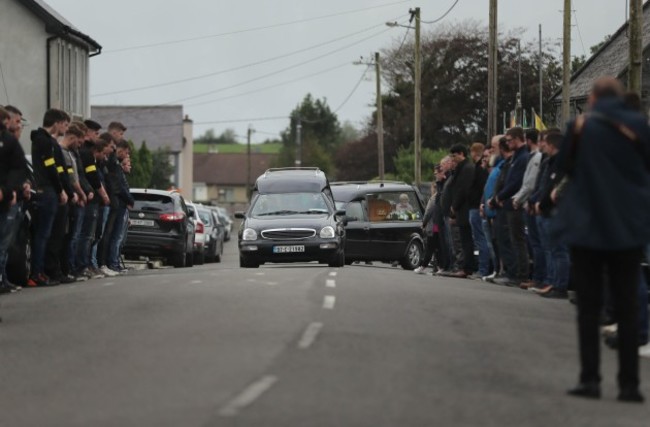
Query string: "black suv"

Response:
xmin=331 ymin=181 xmax=425 ymax=270
xmin=235 ymin=168 xmax=346 ymax=268
xmin=123 ymin=189 xmax=195 ymax=268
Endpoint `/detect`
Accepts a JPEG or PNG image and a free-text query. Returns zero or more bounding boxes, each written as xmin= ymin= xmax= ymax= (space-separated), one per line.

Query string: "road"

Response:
xmin=1 ymin=241 xmax=649 ymax=426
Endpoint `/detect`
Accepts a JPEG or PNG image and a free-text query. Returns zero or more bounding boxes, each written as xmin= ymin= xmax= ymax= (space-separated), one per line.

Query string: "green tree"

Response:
xmin=138 ymin=142 xmax=153 ymax=187
xmin=126 ymin=141 xmax=154 ymax=188
xmin=149 ymin=148 xmax=174 ymax=190
xmin=392 ymin=146 xmax=446 ymax=183
xmin=275 ymin=94 xmax=342 ymax=174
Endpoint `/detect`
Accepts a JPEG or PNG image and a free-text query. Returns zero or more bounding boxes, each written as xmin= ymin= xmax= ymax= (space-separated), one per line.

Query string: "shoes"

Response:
xmin=58 ymin=274 xmax=76 ymax=284
xmin=618 ymin=388 xmax=645 ymax=403
xmin=482 ymin=271 xmax=498 ymax=282
xmin=89 ymin=267 xmax=105 ymax=279
xmin=26 ymin=274 xmax=58 ymax=287
xmin=413 ymin=266 xmax=427 ymax=274
xmin=100 ymin=266 xmax=119 ymax=277
xmin=540 ymin=288 xmax=568 ymax=299
xmin=519 ymin=280 xmax=537 ymax=290
xmin=531 ymin=284 xmax=553 ymax=294
xmin=567 ymin=383 xmax=601 ymax=399
xmin=449 ymin=271 xmax=469 ymax=278
xmin=493 ymin=277 xmax=519 ymax=287
xmin=467 ymin=273 xmax=483 ymax=280
xmin=0 ymin=283 xmax=18 ymax=294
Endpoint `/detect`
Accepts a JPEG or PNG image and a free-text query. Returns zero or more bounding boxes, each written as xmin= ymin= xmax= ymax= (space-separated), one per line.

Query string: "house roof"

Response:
xmin=90 ymin=105 xmax=185 ymax=152
xmin=553 ymin=1 xmax=650 ymax=102
xmin=194 ymin=153 xmax=277 ymax=185
xmin=19 ymin=0 xmax=102 ymax=52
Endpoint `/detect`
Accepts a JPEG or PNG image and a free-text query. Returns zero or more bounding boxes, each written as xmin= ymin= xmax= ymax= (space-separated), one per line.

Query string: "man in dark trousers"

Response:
xmin=552 ymin=77 xmax=650 ymax=403
xmin=448 ymin=144 xmax=476 ymax=277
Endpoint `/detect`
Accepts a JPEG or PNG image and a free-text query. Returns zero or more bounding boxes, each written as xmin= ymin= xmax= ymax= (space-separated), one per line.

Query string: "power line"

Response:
xmin=421 ymin=0 xmax=461 ymax=24
xmin=186 ymin=62 xmax=351 ymax=107
xmin=573 ymin=9 xmax=587 ymax=57
xmin=92 ymin=21 xmax=394 ymax=97
xmin=103 ymin=0 xmax=412 ymax=54
xmin=165 ymin=27 xmax=394 ymax=105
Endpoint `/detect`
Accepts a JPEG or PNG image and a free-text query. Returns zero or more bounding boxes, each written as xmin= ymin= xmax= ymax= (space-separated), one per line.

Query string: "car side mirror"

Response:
xmin=335 ymin=209 xmax=349 ymax=226
xmin=234 ymin=211 xmax=246 ymax=219
xmin=188 ymin=210 xmax=195 ymax=218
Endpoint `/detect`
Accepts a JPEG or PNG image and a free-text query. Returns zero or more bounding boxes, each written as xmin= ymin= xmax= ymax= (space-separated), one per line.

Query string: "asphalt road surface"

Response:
xmin=1 ymin=242 xmax=649 ymax=426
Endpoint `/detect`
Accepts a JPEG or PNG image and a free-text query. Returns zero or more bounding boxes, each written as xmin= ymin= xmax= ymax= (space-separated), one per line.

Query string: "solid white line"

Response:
xmin=298 ymin=322 xmax=324 ymax=349
xmin=190 ymin=280 xmax=203 ymax=284
xmin=326 ymin=279 xmax=336 ymax=288
xmin=323 ymin=295 xmax=336 ymax=310
xmin=219 ymin=375 xmax=278 ymax=417
xmin=329 ymin=272 xmax=337 ymax=277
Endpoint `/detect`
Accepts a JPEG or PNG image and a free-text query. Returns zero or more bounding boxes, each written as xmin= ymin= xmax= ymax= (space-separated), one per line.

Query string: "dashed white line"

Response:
xmin=103 ymin=282 xmax=114 ymax=287
xmin=329 ymin=272 xmax=337 ymax=277
xmin=219 ymin=375 xmax=278 ymax=417
xmin=298 ymin=322 xmax=324 ymax=349
xmin=323 ymin=295 xmax=336 ymax=310
xmin=190 ymin=280 xmax=203 ymax=284
xmin=326 ymin=279 xmax=336 ymax=288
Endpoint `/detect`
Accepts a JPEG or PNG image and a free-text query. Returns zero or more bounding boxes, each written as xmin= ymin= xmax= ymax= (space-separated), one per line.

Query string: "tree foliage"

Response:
xmin=149 ymin=148 xmax=175 ymax=190
xmin=274 ymin=94 xmax=343 ymax=174
xmin=195 ymin=128 xmax=239 ymax=145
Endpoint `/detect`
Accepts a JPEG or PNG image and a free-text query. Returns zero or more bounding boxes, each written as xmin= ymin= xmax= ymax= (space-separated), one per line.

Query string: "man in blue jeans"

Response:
xmin=28 ymin=109 xmax=70 ymax=287
xmin=468 ymin=142 xmax=489 ymax=278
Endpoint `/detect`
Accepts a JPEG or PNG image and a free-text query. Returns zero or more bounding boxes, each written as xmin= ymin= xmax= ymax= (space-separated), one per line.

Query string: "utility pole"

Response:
xmin=539 ymin=24 xmax=543 ymax=118
xmin=295 ymin=118 xmax=302 ymax=167
xmin=561 ymin=0 xmax=572 ymax=125
xmin=246 ymin=125 xmax=253 ymax=200
xmin=517 ymin=39 xmax=522 ymax=126
xmin=629 ymin=0 xmax=643 ymax=96
xmin=411 ymin=7 xmax=422 ymax=188
xmin=375 ymin=52 xmax=385 ymax=181
xmin=487 ymin=0 xmax=498 ymax=142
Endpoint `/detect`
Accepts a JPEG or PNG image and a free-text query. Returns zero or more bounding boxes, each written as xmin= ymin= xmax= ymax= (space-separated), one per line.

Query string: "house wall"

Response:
xmin=0 ymin=1 xmax=51 ymax=151
xmin=180 ymin=117 xmax=194 ymax=200
xmin=0 ymin=1 xmax=93 ymax=153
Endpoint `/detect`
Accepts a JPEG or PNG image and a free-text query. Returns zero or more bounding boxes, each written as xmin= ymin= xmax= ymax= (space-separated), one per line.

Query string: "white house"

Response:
xmin=0 ymin=0 xmax=101 ymax=151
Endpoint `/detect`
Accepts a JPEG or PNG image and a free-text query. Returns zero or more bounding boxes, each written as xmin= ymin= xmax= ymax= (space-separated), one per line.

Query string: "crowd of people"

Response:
xmin=0 ymin=106 xmax=134 ymax=295
xmin=416 ymin=77 xmax=650 ymax=403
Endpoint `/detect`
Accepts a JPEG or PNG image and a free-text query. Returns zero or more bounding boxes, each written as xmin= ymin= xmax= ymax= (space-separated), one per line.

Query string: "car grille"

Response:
xmin=261 ymin=228 xmax=316 ymax=240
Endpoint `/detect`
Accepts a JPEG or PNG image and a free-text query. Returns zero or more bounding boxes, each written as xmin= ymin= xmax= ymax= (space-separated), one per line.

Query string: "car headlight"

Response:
xmin=320 ymin=226 xmax=335 ymax=239
xmin=242 ymin=228 xmax=258 ymax=241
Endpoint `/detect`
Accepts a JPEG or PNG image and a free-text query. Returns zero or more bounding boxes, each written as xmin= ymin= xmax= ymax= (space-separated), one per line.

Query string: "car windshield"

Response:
xmin=251 ymin=193 xmax=330 ymax=217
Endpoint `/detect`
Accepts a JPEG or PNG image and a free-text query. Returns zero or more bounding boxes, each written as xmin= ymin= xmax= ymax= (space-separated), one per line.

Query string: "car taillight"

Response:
xmin=196 ymin=222 xmax=205 ymax=233
xmin=160 ymin=212 xmax=185 ymax=222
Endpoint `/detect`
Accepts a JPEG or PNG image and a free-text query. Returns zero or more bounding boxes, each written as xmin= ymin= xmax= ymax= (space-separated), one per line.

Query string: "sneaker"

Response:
xmin=59 ymin=274 xmax=76 ymax=284
xmin=40 ymin=274 xmax=59 ymax=286
xmin=531 ymin=284 xmax=553 ymax=294
xmin=413 ymin=266 xmax=427 ymax=274
xmin=540 ymin=288 xmax=568 ymax=299
xmin=100 ymin=266 xmax=119 ymax=277
xmin=109 ymin=266 xmax=128 ymax=275
xmin=467 ymin=273 xmax=483 ymax=280
xmin=89 ymin=267 xmax=105 ymax=279
xmin=0 ymin=283 xmax=18 ymax=294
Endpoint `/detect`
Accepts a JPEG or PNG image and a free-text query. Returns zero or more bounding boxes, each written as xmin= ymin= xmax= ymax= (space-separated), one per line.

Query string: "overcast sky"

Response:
xmin=45 ymin=0 xmax=629 ymax=143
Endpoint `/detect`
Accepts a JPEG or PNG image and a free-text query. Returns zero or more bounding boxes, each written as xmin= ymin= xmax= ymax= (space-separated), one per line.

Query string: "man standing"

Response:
xmin=448 ymin=144 xmax=476 ymax=277
xmin=0 ymin=107 xmax=28 ymax=293
xmin=28 ymin=109 xmax=69 ymax=287
xmin=468 ymin=142 xmax=489 ymax=279
xmin=553 ymin=77 xmax=650 ymax=403
xmin=494 ymin=127 xmax=529 ymax=286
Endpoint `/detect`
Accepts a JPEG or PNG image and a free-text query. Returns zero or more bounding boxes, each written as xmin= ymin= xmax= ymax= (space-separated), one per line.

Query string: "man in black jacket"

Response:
xmin=28 ymin=109 xmax=70 ymax=287
xmin=0 ymin=107 xmax=29 ymax=293
xmin=448 ymin=144 xmax=476 ymax=277
xmin=553 ymin=77 xmax=650 ymax=403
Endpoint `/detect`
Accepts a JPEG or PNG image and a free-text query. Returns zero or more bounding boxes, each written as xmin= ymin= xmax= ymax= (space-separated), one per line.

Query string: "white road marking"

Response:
xmin=190 ymin=280 xmax=203 ymax=284
xmin=298 ymin=322 xmax=324 ymax=349
xmin=329 ymin=272 xmax=337 ymax=277
xmin=266 ymin=282 xmax=278 ymax=286
xmin=103 ymin=282 xmax=114 ymax=287
xmin=255 ymin=272 xmax=265 ymax=276
xmin=326 ymin=279 xmax=336 ymax=288
xmin=323 ymin=295 xmax=336 ymax=310
xmin=219 ymin=375 xmax=278 ymax=417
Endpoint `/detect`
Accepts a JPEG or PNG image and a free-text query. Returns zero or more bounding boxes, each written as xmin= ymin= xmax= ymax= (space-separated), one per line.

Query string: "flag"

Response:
xmin=533 ymin=111 xmax=547 ymax=131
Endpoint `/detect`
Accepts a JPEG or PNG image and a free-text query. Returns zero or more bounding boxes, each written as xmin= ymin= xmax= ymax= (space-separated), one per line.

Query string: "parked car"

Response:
xmin=196 ymin=204 xmax=224 ymax=263
xmin=213 ymin=206 xmax=233 ymax=241
xmin=330 ymin=181 xmax=426 ymax=270
xmin=186 ymin=202 xmax=206 ymax=265
xmin=123 ymin=189 xmax=195 ymax=268
xmin=236 ymin=168 xmax=346 ymax=268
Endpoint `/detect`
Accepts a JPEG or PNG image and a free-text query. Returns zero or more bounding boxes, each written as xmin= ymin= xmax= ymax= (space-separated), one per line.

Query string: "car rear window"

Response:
xmin=198 ymin=210 xmax=212 ymax=225
xmin=132 ymin=193 xmax=175 ymax=213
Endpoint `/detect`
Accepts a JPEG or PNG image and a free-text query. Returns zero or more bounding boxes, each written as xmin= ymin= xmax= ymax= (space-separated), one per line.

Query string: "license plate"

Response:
xmin=273 ymin=245 xmax=305 ymax=253
xmin=131 ymin=219 xmax=154 ymax=227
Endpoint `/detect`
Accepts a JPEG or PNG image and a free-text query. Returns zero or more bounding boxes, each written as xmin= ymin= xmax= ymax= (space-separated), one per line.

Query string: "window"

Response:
xmin=344 ymin=201 xmax=365 ymax=222
xmin=366 ymin=192 xmax=421 ymax=222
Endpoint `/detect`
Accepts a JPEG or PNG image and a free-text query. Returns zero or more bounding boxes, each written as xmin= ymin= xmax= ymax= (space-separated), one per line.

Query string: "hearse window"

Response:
xmin=366 ymin=192 xmax=421 ymax=222
xmin=344 ymin=201 xmax=365 ymax=222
